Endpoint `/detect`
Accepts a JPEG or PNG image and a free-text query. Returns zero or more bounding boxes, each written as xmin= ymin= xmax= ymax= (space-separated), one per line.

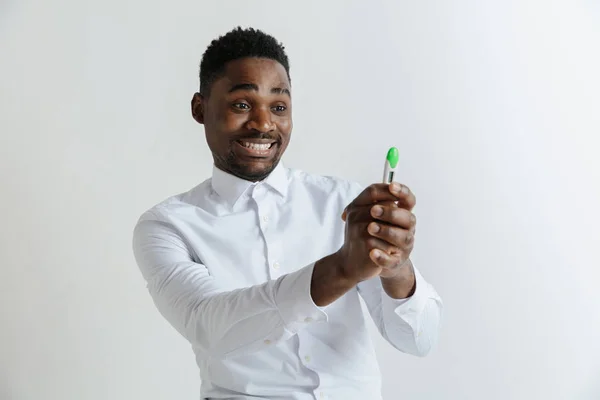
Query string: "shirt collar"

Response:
xmin=211 ymin=161 xmax=289 ymax=206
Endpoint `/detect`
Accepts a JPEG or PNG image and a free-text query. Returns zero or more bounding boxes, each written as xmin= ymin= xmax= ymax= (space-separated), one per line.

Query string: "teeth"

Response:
xmin=242 ymin=142 xmax=272 ymax=150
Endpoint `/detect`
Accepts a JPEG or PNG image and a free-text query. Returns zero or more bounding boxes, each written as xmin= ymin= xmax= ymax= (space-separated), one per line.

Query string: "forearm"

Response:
xmin=134 ymin=219 xmax=330 ymax=360
xmin=310 ymin=253 xmax=357 ymax=307
xmin=311 ymin=255 xmax=417 ymax=307
xmin=145 ymin=261 xmax=328 ymax=359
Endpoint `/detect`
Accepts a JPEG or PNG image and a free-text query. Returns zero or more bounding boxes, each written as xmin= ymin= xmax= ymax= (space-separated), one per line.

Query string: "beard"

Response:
xmin=213 ymin=140 xmax=281 ymax=182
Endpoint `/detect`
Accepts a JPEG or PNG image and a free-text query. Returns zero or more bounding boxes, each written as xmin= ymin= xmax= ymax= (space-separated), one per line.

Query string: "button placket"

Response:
xmin=257 ymin=194 xmax=282 ymax=280
xmin=260 ymin=195 xmax=285 ymax=280
xmin=255 ymin=189 xmax=271 ymax=232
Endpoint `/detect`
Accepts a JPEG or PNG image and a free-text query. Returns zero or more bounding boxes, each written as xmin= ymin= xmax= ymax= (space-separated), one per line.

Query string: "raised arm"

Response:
xmin=132 ymin=216 xmax=347 ymax=360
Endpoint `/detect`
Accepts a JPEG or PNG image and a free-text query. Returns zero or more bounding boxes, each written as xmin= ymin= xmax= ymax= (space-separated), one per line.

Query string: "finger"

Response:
xmin=341 ymin=207 xmax=347 ymax=221
xmin=369 ymin=248 xmax=399 ymax=269
xmin=345 ymin=200 xmax=397 ymax=223
xmin=366 ymin=235 xmax=398 ymax=255
xmin=370 ymin=204 xmax=416 ymax=230
xmin=367 ymin=221 xmax=415 ymax=249
xmin=351 ymin=184 xmax=407 ymax=208
xmin=388 ymin=182 xmax=417 ymax=211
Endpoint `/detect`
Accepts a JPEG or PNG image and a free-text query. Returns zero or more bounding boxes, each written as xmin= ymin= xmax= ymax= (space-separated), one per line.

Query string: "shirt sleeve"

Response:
xmin=132 ymin=213 xmax=328 ymax=360
xmin=357 ymin=264 xmax=444 ymax=357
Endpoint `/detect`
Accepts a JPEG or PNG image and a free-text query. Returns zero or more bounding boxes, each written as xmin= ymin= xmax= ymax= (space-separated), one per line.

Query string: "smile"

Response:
xmin=239 ymin=141 xmax=275 ymax=150
xmin=235 ymin=140 xmax=278 ymax=157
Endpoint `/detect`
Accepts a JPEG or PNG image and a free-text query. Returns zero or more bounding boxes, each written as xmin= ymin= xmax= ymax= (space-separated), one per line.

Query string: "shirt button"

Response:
xmin=304 ymin=317 xmax=313 ymax=323
xmin=264 ymin=339 xmax=272 ymax=345
xmin=262 ymin=215 xmax=269 ymax=223
xmin=304 ymin=355 xmax=311 ymax=363
xmin=273 ymin=261 xmax=280 ymax=270
xmin=320 ymin=392 xmax=325 ymax=399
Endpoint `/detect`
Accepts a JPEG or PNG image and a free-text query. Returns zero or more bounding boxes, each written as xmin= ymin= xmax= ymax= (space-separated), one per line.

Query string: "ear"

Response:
xmin=191 ymin=92 xmax=205 ymax=124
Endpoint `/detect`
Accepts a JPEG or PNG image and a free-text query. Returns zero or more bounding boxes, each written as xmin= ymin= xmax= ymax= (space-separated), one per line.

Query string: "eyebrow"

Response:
xmin=228 ymin=83 xmax=290 ymax=97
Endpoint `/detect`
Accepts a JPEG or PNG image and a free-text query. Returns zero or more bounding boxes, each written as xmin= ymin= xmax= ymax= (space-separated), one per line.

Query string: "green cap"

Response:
xmin=386 ymin=147 xmax=399 ymax=168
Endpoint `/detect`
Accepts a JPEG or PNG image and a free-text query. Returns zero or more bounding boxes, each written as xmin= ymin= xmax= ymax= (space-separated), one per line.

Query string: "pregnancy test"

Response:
xmin=382 ymin=147 xmax=399 ymax=184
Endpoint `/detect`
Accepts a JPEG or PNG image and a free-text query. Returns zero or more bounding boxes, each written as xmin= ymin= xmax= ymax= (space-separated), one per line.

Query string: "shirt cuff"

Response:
xmin=382 ymin=266 xmax=432 ymax=319
xmin=274 ymin=262 xmax=329 ymax=334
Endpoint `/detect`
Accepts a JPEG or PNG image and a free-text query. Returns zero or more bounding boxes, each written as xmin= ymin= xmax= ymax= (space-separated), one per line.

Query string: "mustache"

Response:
xmin=234 ymin=132 xmax=279 ymax=141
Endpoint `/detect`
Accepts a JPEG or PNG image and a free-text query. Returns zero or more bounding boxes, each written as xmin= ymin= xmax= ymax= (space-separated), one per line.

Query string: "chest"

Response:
xmin=181 ymin=191 xmax=345 ymax=291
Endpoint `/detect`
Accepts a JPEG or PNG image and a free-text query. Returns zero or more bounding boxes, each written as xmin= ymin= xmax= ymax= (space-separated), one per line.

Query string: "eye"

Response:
xmin=272 ymin=105 xmax=287 ymax=113
xmin=232 ymin=102 xmax=250 ymax=110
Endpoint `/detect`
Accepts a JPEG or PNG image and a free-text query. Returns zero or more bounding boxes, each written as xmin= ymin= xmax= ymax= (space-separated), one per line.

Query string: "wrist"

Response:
xmin=311 ymin=252 xmax=357 ymax=307
xmin=330 ymin=250 xmax=359 ymax=287
xmin=380 ymin=259 xmax=416 ymax=299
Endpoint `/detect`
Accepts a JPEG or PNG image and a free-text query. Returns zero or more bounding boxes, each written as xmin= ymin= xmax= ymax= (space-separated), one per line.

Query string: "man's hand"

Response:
xmin=334 ymin=183 xmax=416 ymax=284
xmin=366 ymin=182 xmax=416 ymax=278
xmin=311 ymin=183 xmax=417 ymax=306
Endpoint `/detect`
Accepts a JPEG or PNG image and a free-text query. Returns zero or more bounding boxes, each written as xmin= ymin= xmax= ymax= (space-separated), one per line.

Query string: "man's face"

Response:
xmin=192 ymin=57 xmax=292 ymax=181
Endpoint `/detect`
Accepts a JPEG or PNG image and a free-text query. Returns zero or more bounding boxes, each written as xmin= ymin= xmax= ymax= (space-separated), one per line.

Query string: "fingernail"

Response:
xmin=372 ymin=249 xmax=382 ymax=259
xmin=390 ymin=183 xmax=401 ymax=194
xmin=371 ymin=205 xmax=383 ymax=217
xmin=369 ymin=223 xmax=380 ymax=233
xmin=402 ymin=185 xmax=409 ymax=194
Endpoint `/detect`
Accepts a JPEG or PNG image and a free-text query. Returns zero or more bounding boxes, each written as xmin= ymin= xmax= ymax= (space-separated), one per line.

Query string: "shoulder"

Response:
xmin=134 ymin=179 xmax=212 ymax=225
xmin=287 ymin=167 xmax=366 ymax=203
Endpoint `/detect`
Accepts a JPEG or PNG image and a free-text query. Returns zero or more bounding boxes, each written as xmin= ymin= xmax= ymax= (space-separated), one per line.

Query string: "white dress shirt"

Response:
xmin=132 ymin=161 xmax=443 ymax=400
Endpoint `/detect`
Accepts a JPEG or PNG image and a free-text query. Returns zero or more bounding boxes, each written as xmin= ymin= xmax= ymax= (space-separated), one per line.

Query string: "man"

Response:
xmin=132 ymin=27 xmax=443 ymax=400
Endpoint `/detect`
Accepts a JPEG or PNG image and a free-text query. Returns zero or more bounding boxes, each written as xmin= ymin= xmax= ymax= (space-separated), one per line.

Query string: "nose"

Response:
xmin=245 ymin=106 xmax=275 ymax=133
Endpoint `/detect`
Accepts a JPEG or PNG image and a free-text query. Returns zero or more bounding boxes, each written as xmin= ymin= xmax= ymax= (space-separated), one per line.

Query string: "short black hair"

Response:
xmin=198 ymin=26 xmax=290 ymax=96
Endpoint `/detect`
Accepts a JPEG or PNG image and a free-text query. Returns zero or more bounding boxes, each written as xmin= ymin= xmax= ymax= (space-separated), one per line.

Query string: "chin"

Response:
xmin=232 ymin=160 xmax=278 ymax=181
